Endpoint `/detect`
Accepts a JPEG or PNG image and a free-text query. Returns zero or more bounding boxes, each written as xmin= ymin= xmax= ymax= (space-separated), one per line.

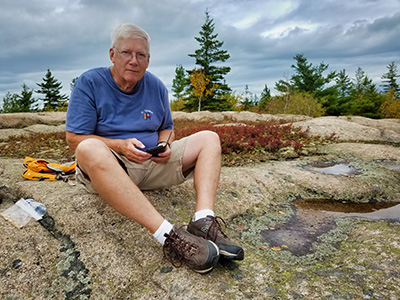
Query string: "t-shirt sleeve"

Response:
xmin=65 ymin=74 xmax=97 ymax=134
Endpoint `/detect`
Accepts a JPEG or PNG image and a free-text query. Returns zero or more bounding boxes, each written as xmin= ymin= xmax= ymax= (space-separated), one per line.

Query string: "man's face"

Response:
xmin=109 ymin=38 xmax=150 ymax=91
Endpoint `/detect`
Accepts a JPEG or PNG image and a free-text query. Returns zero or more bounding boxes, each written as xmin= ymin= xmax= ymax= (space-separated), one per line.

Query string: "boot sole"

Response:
xmin=220 ymin=248 xmax=244 ymax=260
xmin=193 ymin=241 xmax=220 ymax=274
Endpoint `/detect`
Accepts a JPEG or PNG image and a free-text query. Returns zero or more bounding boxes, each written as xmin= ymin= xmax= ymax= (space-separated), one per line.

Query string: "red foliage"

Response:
xmin=174 ymin=123 xmax=311 ymax=155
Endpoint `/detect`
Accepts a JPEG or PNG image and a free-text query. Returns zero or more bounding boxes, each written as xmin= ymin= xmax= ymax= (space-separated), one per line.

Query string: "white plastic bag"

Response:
xmin=1 ymin=198 xmax=46 ymax=228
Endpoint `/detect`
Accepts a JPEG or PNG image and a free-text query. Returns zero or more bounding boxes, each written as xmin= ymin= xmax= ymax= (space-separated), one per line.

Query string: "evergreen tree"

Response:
xmin=172 ymin=64 xmax=188 ymax=101
xmin=275 ymin=54 xmax=337 ymax=115
xmin=0 ymin=84 xmax=36 ymax=113
xmin=17 ymin=83 xmax=36 ymax=112
xmin=0 ymin=92 xmax=19 ymax=113
xmin=258 ymin=85 xmax=272 ymax=111
xmin=290 ymin=54 xmax=336 ymax=97
xmin=36 ymin=69 xmax=68 ymax=111
xmin=185 ymin=9 xmax=232 ymax=111
xmin=70 ymin=77 xmax=79 ymax=92
xmin=349 ymin=67 xmax=384 ymax=118
xmin=241 ymin=85 xmax=256 ymax=110
xmin=327 ymin=69 xmax=352 ymax=115
xmin=381 ymin=61 xmax=399 ymax=94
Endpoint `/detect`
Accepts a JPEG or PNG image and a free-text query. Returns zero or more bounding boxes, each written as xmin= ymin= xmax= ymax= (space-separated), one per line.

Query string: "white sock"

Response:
xmin=153 ymin=219 xmax=174 ymax=245
xmin=193 ymin=209 xmax=215 ymax=222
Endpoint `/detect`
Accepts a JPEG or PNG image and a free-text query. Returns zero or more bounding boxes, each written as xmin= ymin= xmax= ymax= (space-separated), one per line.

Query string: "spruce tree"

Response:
xmin=258 ymin=85 xmax=272 ymax=111
xmin=349 ymin=67 xmax=384 ymax=118
xmin=172 ymin=64 xmax=188 ymax=101
xmin=381 ymin=61 xmax=399 ymax=93
xmin=185 ymin=10 xmax=232 ymax=111
xmin=0 ymin=84 xmax=36 ymax=113
xmin=17 ymin=83 xmax=36 ymax=112
xmin=36 ymin=69 xmax=68 ymax=111
xmin=0 ymin=92 xmax=19 ymax=113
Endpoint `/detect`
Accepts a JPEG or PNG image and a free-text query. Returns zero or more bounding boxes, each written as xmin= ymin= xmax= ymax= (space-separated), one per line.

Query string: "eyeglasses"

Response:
xmin=114 ymin=48 xmax=149 ymax=63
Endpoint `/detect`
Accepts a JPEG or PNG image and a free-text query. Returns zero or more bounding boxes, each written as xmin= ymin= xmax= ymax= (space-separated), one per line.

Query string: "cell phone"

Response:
xmin=146 ymin=144 xmax=167 ymax=157
xmin=146 ymin=131 xmax=172 ymax=157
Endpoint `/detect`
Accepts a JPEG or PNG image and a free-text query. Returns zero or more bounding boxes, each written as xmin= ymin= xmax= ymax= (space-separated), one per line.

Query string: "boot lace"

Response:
xmin=205 ymin=216 xmax=229 ymax=242
xmin=163 ymin=226 xmax=198 ymax=268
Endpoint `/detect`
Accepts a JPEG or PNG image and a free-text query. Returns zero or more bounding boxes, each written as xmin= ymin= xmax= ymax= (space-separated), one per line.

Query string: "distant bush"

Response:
xmin=380 ymin=89 xmax=400 ymax=119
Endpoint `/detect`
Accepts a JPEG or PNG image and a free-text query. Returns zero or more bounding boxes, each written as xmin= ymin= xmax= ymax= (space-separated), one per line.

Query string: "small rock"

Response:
xmin=12 ymin=259 xmax=22 ymax=269
xmin=160 ymin=266 xmax=173 ymax=273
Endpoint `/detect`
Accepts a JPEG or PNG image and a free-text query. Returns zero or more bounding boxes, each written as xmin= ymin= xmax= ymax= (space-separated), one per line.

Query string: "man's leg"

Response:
xmin=75 ymin=138 xmax=220 ymax=272
xmin=182 ymin=130 xmax=221 ymax=212
xmin=75 ymin=138 xmax=164 ymax=233
xmin=184 ymin=131 xmax=244 ymax=260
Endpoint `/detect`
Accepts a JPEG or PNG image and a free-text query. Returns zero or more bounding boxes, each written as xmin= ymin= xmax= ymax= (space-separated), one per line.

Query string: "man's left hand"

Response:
xmin=150 ymin=146 xmax=171 ymax=164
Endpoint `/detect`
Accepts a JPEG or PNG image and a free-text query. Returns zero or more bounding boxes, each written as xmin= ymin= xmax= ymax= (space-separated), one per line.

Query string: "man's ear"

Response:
xmin=109 ymin=48 xmax=116 ymax=63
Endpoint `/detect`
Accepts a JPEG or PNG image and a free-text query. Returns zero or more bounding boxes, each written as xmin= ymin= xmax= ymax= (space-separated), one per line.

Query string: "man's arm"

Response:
xmin=157 ymin=129 xmax=175 ymax=146
xmin=66 ymin=131 xmax=151 ymax=164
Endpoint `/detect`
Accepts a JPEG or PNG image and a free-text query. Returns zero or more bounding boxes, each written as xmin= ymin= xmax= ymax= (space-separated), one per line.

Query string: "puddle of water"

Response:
xmin=304 ymin=162 xmax=358 ymax=175
xmin=292 ymin=198 xmax=400 ymax=216
xmin=261 ymin=199 xmax=400 ymax=256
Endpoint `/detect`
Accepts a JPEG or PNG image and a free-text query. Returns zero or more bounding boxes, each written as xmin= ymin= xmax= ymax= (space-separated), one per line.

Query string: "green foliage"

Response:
xmin=0 ymin=83 xmax=36 ymax=113
xmin=275 ymin=54 xmax=336 ymax=98
xmin=264 ymin=90 xmax=325 ymax=117
xmin=326 ymin=69 xmax=352 ymax=116
xmin=184 ymin=9 xmax=232 ymax=112
xmin=348 ymin=67 xmax=384 ymax=118
xmin=290 ymin=54 xmax=336 ymax=96
xmin=36 ymin=69 xmax=68 ymax=111
xmin=70 ymin=77 xmax=79 ymax=92
xmin=172 ymin=64 xmax=188 ymax=101
xmin=0 ymin=92 xmax=19 ymax=113
xmin=258 ymin=85 xmax=272 ymax=111
xmin=380 ymin=89 xmax=400 ymax=118
xmin=240 ymin=85 xmax=258 ymax=110
xmin=381 ymin=61 xmax=400 ymax=94
xmin=273 ymin=55 xmax=396 ymax=118
xmin=170 ymin=100 xmax=186 ymax=111
xmin=18 ymin=83 xmax=37 ymax=112
xmin=219 ymin=92 xmax=242 ymax=111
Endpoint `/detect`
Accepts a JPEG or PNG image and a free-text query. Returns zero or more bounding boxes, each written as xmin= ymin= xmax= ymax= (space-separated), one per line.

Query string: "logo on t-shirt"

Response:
xmin=142 ymin=110 xmax=153 ymax=120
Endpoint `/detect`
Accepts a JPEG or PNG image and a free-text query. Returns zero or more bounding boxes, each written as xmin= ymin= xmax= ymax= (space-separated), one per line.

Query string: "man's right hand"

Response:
xmin=120 ymin=138 xmax=152 ymax=164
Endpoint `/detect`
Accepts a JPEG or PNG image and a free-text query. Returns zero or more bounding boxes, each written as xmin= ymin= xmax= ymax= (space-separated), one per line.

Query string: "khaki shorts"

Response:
xmin=76 ymin=137 xmax=192 ymax=193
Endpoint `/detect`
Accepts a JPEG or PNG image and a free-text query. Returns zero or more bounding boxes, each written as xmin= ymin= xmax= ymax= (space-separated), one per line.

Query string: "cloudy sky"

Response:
xmin=1 ymin=0 xmax=399 ymax=105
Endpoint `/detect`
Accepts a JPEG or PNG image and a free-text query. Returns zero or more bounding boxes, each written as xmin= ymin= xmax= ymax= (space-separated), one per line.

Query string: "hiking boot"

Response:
xmin=187 ymin=216 xmax=244 ymax=260
xmin=163 ymin=225 xmax=220 ymax=274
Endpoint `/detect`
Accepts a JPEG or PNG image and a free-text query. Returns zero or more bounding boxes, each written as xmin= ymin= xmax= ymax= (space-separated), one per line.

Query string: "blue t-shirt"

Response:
xmin=66 ymin=67 xmax=173 ymax=149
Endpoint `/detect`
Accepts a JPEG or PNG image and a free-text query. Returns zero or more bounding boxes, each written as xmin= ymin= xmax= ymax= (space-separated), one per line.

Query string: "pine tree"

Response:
xmin=349 ymin=67 xmax=384 ymax=118
xmin=70 ymin=77 xmax=79 ymax=92
xmin=241 ymin=85 xmax=255 ymax=110
xmin=185 ymin=9 xmax=232 ymax=111
xmin=17 ymin=83 xmax=36 ymax=112
xmin=36 ymin=69 xmax=68 ymax=111
xmin=258 ymin=85 xmax=272 ymax=111
xmin=0 ymin=92 xmax=19 ymax=113
xmin=172 ymin=65 xmax=188 ymax=101
xmin=0 ymin=84 xmax=36 ymax=113
xmin=326 ymin=69 xmax=352 ymax=116
xmin=290 ymin=54 xmax=336 ymax=97
xmin=381 ymin=61 xmax=399 ymax=94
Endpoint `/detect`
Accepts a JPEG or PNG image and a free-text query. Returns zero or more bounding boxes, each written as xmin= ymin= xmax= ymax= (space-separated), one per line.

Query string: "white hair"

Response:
xmin=111 ymin=23 xmax=150 ymax=53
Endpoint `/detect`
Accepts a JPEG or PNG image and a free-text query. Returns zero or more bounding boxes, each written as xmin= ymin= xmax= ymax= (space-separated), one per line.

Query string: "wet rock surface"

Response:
xmin=0 ymin=112 xmax=399 ymax=299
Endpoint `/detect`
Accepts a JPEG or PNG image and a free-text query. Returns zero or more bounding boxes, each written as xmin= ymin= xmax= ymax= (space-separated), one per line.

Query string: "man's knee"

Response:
xmin=76 ymin=138 xmax=112 ymax=164
xmin=196 ymin=130 xmax=221 ymax=148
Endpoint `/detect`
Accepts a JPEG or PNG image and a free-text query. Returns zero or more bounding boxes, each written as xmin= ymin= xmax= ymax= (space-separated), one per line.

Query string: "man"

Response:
xmin=66 ymin=23 xmax=243 ymax=274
